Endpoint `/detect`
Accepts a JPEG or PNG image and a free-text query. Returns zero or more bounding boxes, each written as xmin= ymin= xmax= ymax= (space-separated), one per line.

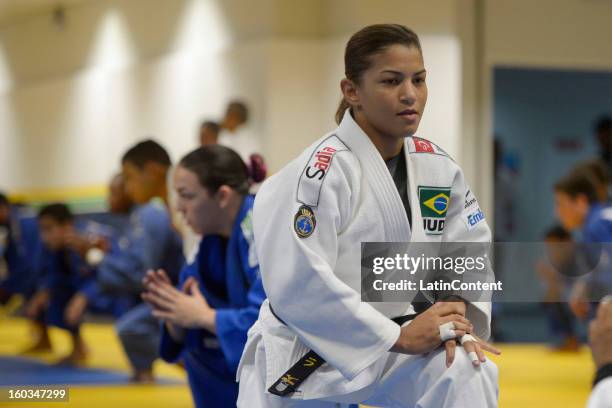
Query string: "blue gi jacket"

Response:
xmin=579 ymin=203 xmax=612 ymax=299
xmin=37 ymin=219 xmax=117 ymax=330
xmin=160 ymin=195 xmax=266 ymax=408
xmin=97 ymin=198 xmax=184 ymax=295
xmin=0 ymin=210 xmax=42 ymax=298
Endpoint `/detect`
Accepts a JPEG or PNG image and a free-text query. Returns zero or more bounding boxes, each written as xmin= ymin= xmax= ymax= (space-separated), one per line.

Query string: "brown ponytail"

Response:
xmin=335 ymin=98 xmax=351 ymax=125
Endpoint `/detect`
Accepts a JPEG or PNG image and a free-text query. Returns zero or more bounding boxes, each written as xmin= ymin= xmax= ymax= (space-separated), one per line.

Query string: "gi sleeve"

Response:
xmin=37 ymin=250 xmax=56 ymax=291
xmin=97 ymin=205 xmax=172 ymax=295
xmin=215 ymin=282 xmax=265 ymax=373
xmin=78 ymin=275 xmax=99 ymax=301
xmin=215 ymin=227 xmax=266 ymax=373
xmin=443 ymin=165 xmax=494 ymax=341
xmin=253 ymin=151 xmax=400 ymax=381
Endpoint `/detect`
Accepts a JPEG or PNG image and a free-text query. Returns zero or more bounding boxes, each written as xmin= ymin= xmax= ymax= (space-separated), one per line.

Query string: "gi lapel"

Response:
xmin=336 ymin=110 xmax=411 ymax=242
xmin=405 ymin=136 xmax=453 ymax=242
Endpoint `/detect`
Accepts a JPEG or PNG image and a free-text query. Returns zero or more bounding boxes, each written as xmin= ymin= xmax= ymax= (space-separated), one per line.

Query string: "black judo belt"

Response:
xmin=267 ymin=305 xmax=428 ymax=397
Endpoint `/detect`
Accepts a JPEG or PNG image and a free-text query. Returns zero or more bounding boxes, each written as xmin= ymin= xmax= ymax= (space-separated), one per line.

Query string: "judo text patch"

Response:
xmin=418 ymin=186 xmax=451 ymax=235
xmin=294 ymin=205 xmax=316 ymax=238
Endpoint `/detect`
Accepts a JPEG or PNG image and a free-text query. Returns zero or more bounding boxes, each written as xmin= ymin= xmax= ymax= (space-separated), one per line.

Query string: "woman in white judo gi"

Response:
xmin=237 ymin=24 xmax=500 ymax=407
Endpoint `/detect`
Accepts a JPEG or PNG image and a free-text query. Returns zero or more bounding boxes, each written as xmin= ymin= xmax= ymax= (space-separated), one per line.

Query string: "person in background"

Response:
xmin=108 ymin=173 xmax=134 ymax=216
xmin=199 ymin=120 xmax=220 ymax=147
xmin=62 ymin=173 xmax=136 ymax=326
xmin=96 ymin=140 xmax=184 ymax=382
xmin=571 ymin=160 xmax=610 ymax=203
xmin=24 ymin=204 xmax=94 ymax=364
xmin=218 ymin=100 xmax=260 ymax=161
xmin=536 ymin=225 xmax=579 ymax=351
xmin=554 ymin=171 xmax=612 ymax=319
xmin=143 ymin=145 xmax=266 ymax=407
xmin=0 ymin=192 xmax=41 ymax=306
xmin=218 ymin=100 xmax=267 ymax=187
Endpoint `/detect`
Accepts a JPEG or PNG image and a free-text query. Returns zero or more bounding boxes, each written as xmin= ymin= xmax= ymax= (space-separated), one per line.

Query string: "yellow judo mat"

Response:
xmin=0 ymin=315 xmax=595 ymax=408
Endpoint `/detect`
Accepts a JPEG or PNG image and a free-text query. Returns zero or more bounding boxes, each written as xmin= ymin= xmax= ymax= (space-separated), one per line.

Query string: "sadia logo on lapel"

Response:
xmin=418 ymin=186 xmax=451 ymax=235
xmin=413 ymin=137 xmax=435 ymax=153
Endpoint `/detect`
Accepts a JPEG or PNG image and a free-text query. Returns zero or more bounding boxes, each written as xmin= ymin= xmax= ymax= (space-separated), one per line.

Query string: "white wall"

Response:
xmin=0 ymin=40 xmax=270 ymax=190
xmin=0 ymin=0 xmax=470 ymax=200
xmin=484 ymin=0 xmax=612 ymax=70
xmin=0 ymin=0 xmax=273 ymax=191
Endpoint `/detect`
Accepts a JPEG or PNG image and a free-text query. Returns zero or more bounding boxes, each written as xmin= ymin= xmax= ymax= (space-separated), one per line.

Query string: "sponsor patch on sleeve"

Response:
xmin=463 ymin=207 xmax=486 ymax=231
xmin=296 ymin=135 xmax=349 ymax=207
xmin=464 ymin=188 xmax=479 ymax=211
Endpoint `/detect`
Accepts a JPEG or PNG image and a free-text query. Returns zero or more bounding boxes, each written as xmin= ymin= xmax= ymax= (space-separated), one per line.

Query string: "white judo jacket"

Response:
xmin=238 ymin=110 xmax=493 ymax=400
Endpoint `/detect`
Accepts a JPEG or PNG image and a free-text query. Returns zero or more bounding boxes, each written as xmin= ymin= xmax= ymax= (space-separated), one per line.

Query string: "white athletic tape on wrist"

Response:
xmin=439 ymin=322 xmax=456 ymax=342
xmin=602 ymin=295 xmax=612 ymax=304
xmin=467 ymin=351 xmax=479 ymax=363
xmin=459 ymin=334 xmax=477 ymax=345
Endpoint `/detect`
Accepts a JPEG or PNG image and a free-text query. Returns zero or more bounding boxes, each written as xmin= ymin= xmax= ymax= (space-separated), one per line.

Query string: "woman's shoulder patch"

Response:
xmin=294 ymin=205 xmax=316 ymax=238
xmin=407 ymin=136 xmax=453 ymax=161
xmin=296 ymin=135 xmax=349 ymax=208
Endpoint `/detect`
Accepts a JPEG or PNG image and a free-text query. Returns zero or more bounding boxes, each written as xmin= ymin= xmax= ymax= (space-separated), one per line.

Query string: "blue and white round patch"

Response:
xmin=294 ymin=205 xmax=316 ymax=238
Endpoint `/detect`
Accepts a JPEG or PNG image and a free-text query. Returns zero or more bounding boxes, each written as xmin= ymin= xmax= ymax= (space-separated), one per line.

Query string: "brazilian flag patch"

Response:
xmin=418 ymin=186 xmax=451 ymax=235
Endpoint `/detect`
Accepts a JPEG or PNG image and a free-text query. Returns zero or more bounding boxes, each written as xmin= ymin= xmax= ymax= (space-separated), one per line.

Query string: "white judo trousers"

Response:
xmin=238 ymin=301 xmax=498 ymax=407
xmin=237 ymin=110 xmax=498 ymax=407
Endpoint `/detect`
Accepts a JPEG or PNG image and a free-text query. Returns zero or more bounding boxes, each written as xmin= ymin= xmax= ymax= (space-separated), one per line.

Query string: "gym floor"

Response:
xmin=0 ymin=308 xmax=595 ymax=408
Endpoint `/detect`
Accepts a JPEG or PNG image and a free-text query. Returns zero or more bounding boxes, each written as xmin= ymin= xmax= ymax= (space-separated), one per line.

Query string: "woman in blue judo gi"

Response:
xmin=142 ymin=144 xmax=266 ymax=407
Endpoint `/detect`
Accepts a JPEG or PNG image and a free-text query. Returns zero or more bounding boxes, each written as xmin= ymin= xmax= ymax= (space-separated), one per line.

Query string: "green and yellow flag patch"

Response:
xmin=419 ymin=186 xmax=451 ymax=218
xmin=418 ymin=186 xmax=451 ymax=235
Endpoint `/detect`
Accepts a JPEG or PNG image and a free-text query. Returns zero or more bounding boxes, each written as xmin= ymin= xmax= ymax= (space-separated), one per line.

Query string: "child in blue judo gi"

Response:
xmin=24 ymin=203 xmax=95 ymax=364
xmin=59 ymin=173 xmax=136 ymax=326
xmin=142 ymin=145 xmax=266 ymax=407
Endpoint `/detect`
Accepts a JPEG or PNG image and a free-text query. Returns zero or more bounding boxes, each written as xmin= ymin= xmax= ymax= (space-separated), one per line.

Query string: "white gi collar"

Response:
xmin=336 ymin=109 xmax=412 ymax=243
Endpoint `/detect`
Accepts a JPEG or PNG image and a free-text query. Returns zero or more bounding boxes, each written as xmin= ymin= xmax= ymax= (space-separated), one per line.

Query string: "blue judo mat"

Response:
xmin=0 ymin=356 xmax=183 ymax=386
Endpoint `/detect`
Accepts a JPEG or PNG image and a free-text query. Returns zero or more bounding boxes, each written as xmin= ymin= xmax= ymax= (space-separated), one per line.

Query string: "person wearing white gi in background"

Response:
xmin=587 ymin=297 xmax=612 ymax=408
xmin=237 ymin=24 xmax=500 ymax=407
